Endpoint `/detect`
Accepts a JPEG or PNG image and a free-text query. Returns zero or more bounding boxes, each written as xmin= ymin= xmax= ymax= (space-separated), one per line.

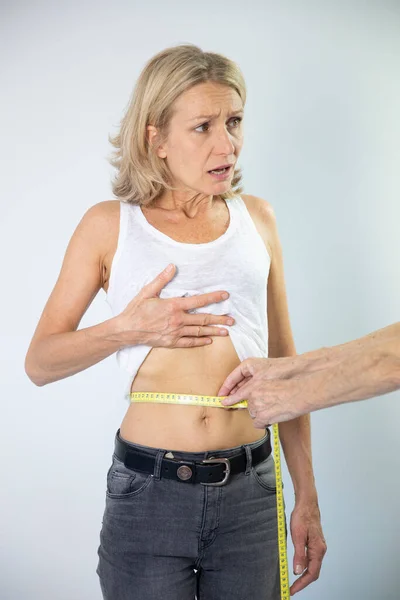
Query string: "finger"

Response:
xmin=181 ymin=312 xmax=233 ymax=327
xmin=182 ymin=325 xmax=229 ymax=338
xmin=179 ymin=289 xmax=230 ymax=311
xmin=174 ymin=336 xmax=214 ymax=348
xmin=219 ymin=379 xmax=253 ymax=405
xmin=230 ymin=378 xmax=251 ymax=395
xmin=217 ymin=362 xmax=255 ymax=397
xmin=293 ymin=535 xmax=308 ymax=576
xmin=141 ymin=264 xmax=176 ymax=297
xmin=220 ymin=377 xmax=255 ymax=405
xmin=235 ymin=377 xmax=253 ymax=390
xmin=290 ymin=557 xmax=322 ymax=596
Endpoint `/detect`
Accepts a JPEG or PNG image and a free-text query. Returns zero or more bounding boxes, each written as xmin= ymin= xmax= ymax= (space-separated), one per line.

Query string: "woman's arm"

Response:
xmin=25 ymin=202 xmax=129 ymax=386
xmin=25 ymin=319 xmax=129 ymax=387
xmin=25 ymin=202 xmax=232 ymax=386
xmin=252 ymin=195 xmax=326 ymax=594
xmin=259 ymin=198 xmax=317 ymax=500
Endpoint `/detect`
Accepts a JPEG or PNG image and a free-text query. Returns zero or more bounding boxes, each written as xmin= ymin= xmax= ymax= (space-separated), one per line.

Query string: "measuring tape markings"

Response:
xmin=129 ymin=392 xmax=290 ymax=600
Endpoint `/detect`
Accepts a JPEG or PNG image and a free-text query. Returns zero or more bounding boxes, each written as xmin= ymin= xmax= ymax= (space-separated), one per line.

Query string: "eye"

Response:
xmin=230 ymin=116 xmax=242 ymax=128
xmin=194 ymin=116 xmax=243 ymax=134
xmin=195 ymin=122 xmax=210 ymax=133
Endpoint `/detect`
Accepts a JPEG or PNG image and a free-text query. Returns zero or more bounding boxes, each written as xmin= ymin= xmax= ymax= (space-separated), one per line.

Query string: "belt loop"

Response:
xmin=153 ymin=449 xmax=165 ymax=480
xmin=244 ymin=444 xmax=253 ymax=475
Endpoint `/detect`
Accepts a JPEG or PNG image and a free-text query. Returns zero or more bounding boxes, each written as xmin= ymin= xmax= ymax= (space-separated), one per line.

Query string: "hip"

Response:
xmin=97 ymin=428 xmax=283 ymax=599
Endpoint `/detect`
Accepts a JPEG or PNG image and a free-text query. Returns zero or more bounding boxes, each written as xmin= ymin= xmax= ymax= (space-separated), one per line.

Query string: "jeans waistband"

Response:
xmin=115 ymin=428 xmax=270 ymax=462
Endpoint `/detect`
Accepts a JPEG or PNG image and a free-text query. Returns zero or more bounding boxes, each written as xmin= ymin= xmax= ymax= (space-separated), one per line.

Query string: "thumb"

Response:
xmin=141 ymin=263 xmax=176 ymax=298
xmin=292 ymin=533 xmax=307 ymax=575
xmin=219 ymin=360 xmax=256 ymax=399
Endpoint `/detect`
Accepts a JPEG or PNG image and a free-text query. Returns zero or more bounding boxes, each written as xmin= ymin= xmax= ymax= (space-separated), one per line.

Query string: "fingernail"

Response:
xmin=221 ymin=292 xmax=229 ymax=299
xmin=295 ymin=565 xmax=303 ymax=575
xmin=166 ymin=263 xmax=174 ymax=271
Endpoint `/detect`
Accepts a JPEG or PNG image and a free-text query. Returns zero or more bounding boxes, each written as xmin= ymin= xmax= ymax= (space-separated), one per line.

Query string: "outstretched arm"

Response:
xmin=219 ymin=322 xmax=400 ymax=422
xmin=298 ymin=323 xmax=400 ymax=413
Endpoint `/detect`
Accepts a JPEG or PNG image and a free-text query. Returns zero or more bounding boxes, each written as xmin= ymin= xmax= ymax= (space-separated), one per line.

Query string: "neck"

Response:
xmin=150 ymin=192 xmax=220 ymax=218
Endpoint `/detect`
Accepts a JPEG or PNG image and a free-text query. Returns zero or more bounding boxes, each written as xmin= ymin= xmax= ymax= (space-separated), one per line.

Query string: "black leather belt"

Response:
xmin=114 ymin=428 xmax=272 ymax=486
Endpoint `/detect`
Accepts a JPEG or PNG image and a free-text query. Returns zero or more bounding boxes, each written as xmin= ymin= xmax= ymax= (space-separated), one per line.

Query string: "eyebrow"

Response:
xmin=187 ymin=109 xmax=244 ymax=122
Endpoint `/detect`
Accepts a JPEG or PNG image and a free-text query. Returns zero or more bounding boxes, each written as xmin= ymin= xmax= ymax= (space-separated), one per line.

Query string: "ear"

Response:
xmin=147 ymin=125 xmax=167 ymax=159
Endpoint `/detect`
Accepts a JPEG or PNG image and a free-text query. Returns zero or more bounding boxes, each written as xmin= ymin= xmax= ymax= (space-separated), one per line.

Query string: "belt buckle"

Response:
xmin=200 ymin=457 xmax=231 ymax=486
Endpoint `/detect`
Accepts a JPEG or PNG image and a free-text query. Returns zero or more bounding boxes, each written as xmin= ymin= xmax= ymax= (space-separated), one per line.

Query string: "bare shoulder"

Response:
xmin=241 ymin=193 xmax=276 ymax=222
xmin=241 ymin=194 xmax=276 ymax=258
xmin=83 ymin=199 xmax=120 ymax=235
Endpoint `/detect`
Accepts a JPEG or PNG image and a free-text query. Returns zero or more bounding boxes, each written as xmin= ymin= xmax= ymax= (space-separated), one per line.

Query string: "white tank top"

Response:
xmin=105 ymin=195 xmax=271 ymax=401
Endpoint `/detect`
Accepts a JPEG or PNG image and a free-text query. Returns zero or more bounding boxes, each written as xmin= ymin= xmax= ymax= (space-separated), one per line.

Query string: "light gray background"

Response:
xmin=1 ymin=1 xmax=399 ymax=599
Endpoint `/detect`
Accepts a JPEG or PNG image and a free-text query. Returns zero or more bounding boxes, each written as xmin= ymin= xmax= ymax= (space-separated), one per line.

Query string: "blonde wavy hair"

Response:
xmin=108 ymin=43 xmax=247 ymax=206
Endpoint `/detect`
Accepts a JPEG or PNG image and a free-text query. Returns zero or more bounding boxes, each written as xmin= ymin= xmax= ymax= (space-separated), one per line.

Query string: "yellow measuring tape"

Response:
xmin=129 ymin=391 xmax=290 ymax=599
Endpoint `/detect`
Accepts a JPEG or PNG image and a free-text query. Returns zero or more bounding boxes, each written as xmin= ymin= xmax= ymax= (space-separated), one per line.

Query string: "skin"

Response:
xmin=25 ymin=80 xmax=326 ymax=595
xmin=147 ymin=81 xmax=245 ymax=208
xmin=117 ymin=80 xmax=266 ymax=451
xmin=218 ymin=322 xmax=400 ymax=423
xmin=144 ymin=81 xmax=326 ymax=595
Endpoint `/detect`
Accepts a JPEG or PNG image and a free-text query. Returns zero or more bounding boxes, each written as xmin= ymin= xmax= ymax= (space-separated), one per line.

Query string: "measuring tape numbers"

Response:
xmin=129 ymin=391 xmax=290 ymax=600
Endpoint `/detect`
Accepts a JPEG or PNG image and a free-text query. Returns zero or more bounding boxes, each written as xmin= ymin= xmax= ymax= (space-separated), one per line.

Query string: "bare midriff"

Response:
xmin=105 ymin=196 xmax=267 ymax=452
xmin=119 ymin=335 xmax=266 ymax=452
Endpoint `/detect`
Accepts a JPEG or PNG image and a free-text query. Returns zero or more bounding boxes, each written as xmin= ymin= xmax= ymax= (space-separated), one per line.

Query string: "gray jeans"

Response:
xmin=96 ymin=428 xmax=287 ymax=600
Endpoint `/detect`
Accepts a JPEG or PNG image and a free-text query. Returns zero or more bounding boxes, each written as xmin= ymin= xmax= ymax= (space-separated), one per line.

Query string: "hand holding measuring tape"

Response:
xmin=218 ymin=356 xmax=311 ymax=425
xmin=218 ymin=358 xmax=327 ymax=597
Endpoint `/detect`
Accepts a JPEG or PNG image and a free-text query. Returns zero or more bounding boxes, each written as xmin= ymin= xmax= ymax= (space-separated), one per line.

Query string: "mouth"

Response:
xmin=207 ymin=164 xmax=234 ymax=175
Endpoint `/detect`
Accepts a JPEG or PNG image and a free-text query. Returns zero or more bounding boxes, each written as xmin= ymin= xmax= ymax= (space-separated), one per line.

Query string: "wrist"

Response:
xmin=104 ymin=315 xmax=142 ymax=350
xmin=294 ymin=485 xmax=319 ymax=505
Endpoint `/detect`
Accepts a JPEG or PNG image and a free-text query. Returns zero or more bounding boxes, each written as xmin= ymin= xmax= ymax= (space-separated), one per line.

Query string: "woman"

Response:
xmin=25 ymin=44 xmax=326 ymax=599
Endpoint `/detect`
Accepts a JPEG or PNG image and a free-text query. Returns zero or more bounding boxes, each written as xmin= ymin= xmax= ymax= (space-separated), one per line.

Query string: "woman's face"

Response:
xmin=151 ymin=81 xmax=244 ymax=197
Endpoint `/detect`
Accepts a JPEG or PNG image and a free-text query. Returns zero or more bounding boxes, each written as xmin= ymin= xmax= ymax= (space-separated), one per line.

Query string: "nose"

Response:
xmin=213 ymin=126 xmax=236 ymax=156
